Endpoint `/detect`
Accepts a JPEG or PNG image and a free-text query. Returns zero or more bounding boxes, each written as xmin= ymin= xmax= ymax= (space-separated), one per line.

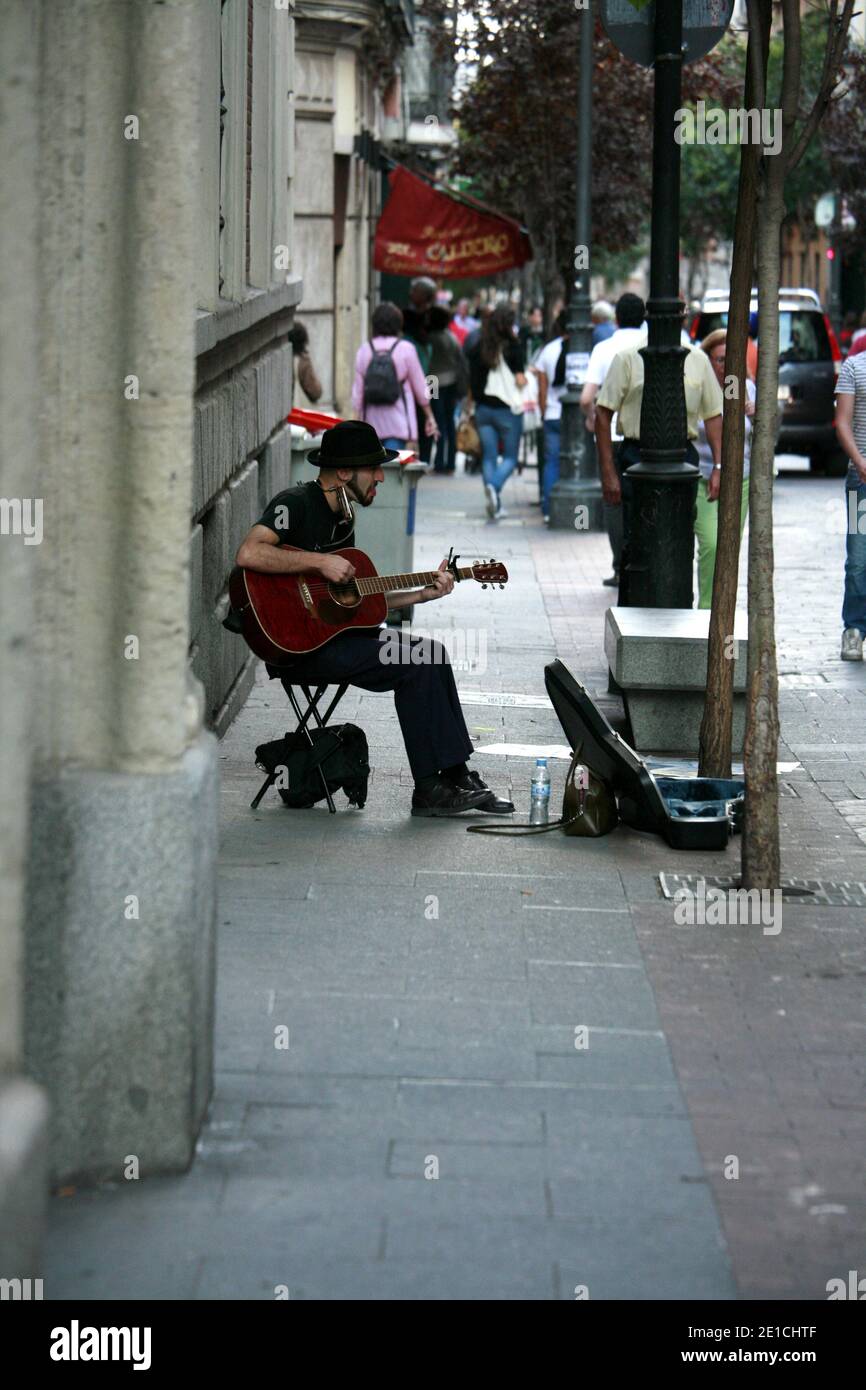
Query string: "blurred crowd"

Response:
xmin=287 ymin=278 xmax=866 ymax=650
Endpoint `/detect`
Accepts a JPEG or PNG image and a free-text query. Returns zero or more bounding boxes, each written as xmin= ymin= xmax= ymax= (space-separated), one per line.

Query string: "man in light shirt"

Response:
xmin=591 ymin=299 xmax=616 ymax=347
xmin=595 ymin=319 xmax=723 ymax=605
xmin=581 ymin=294 xmax=646 ymax=585
xmin=533 ymin=310 xmax=568 ymax=521
xmin=835 ymin=349 xmax=866 ymax=659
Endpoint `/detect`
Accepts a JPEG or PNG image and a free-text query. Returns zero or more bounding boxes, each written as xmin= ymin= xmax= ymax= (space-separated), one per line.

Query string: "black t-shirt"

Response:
xmin=258 ymin=480 xmax=355 ymax=552
xmin=242 ymin=481 xmax=366 ymax=671
xmin=465 ymin=336 xmax=525 ymax=408
xmin=225 ymin=480 xmax=354 ymax=644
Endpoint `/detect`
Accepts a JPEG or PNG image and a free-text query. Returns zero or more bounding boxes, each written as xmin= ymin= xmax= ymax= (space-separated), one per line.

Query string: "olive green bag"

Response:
xmin=467 ymin=747 xmax=618 ymax=838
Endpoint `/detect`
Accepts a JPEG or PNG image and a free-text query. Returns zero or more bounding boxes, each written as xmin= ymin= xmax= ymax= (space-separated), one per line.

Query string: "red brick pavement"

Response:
xmin=529 ymin=467 xmax=866 ymax=1299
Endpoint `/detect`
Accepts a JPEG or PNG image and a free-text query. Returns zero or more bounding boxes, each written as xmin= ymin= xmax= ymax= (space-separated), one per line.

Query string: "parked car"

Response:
xmin=691 ymin=287 xmax=847 ymax=476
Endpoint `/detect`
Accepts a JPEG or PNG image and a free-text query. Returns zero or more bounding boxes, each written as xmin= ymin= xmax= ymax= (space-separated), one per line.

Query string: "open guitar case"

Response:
xmin=544 ymin=660 xmax=745 ymax=852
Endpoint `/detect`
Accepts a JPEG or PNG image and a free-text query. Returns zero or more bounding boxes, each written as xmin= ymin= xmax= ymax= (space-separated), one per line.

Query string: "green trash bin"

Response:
xmin=352 ymin=459 xmax=426 ymax=626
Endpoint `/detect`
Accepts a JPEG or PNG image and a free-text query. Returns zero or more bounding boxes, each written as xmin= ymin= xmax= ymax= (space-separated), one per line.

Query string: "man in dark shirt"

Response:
xmin=235 ymin=420 xmax=514 ymax=817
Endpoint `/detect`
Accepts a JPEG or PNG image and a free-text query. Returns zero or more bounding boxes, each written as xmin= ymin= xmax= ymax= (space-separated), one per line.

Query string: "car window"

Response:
xmin=778 ymin=311 xmax=830 ymax=363
xmin=696 ymin=313 xmax=726 ymax=339
xmin=697 ymin=309 xmax=829 ymax=362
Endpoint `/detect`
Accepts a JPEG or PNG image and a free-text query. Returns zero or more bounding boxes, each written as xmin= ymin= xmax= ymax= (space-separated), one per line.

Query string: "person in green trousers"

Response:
xmin=695 ymin=329 xmax=753 ymax=608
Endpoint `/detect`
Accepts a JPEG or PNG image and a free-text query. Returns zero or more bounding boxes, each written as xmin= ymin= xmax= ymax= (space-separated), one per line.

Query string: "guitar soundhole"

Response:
xmin=328 ymin=583 xmax=361 ymax=610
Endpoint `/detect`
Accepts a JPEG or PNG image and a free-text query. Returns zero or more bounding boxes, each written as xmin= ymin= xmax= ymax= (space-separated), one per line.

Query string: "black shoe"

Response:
xmin=411 ymin=778 xmax=490 ymax=817
xmin=602 ymin=573 xmax=619 ymax=588
xmin=447 ymin=768 xmax=515 ymax=815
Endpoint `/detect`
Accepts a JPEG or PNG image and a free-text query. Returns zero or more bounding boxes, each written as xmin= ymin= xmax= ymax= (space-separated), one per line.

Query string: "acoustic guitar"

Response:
xmin=229 ymin=547 xmax=509 ymax=662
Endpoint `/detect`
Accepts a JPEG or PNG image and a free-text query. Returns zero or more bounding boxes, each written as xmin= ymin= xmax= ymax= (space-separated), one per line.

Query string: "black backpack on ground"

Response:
xmin=363 ymin=340 xmax=401 ymax=406
xmin=255 ymin=724 xmax=369 ymax=809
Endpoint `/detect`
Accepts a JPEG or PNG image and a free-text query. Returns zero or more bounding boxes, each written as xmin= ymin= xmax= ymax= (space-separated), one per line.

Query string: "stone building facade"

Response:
xmin=292 ymin=1 xmax=415 ymax=414
xmin=0 ymin=0 xmax=299 ymax=1276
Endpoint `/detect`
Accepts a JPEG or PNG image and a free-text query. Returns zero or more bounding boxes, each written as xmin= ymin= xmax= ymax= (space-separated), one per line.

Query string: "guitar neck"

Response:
xmin=355 ymin=568 xmax=474 ymax=595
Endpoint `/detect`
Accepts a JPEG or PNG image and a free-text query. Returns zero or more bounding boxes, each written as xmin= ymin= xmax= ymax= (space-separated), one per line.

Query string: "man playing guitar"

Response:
xmin=233 ymin=420 xmax=513 ymax=817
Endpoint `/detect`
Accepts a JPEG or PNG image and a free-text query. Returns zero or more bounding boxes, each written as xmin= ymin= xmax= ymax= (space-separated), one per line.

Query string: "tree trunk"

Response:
xmin=699 ymin=3 xmax=771 ymax=779
xmin=742 ymin=0 xmax=802 ymax=889
xmin=742 ymin=172 xmax=783 ymax=888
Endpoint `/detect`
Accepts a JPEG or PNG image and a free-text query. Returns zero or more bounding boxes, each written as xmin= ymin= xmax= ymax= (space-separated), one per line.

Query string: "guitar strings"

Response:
xmin=292 ymin=567 xmax=501 ymax=599
xmin=299 ymin=575 xmax=445 ymax=596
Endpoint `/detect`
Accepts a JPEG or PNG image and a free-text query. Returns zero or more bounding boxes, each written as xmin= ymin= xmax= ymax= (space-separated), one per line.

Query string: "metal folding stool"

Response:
xmin=250 ymin=682 xmax=349 ymax=814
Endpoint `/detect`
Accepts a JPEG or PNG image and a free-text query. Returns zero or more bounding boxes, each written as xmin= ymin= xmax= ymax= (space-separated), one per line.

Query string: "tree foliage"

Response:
xmin=445 ymin=2 xmax=734 ymax=300
xmin=823 ymin=40 xmax=866 ymax=261
xmin=430 ymin=0 xmax=865 ymax=291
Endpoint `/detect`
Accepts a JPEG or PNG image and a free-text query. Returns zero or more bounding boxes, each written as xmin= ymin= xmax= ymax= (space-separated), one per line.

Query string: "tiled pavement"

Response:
xmin=44 ymin=458 xmax=866 ymax=1300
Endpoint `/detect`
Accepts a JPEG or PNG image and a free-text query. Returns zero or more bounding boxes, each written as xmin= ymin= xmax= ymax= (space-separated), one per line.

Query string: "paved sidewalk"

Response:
xmin=45 ymin=460 xmax=866 ymax=1300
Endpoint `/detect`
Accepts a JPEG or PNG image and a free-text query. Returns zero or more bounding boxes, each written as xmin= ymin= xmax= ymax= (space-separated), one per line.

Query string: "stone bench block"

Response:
xmin=604 ymin=607 xmax=749 ymax=754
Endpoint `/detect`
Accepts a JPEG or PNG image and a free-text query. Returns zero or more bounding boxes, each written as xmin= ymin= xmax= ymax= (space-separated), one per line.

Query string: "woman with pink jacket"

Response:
xmin=352 ymin=302 xmax=439 ymax=452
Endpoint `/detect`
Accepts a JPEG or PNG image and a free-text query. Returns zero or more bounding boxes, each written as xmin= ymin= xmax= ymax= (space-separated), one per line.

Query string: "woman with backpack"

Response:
xmin=351 ymin=302 xmax=439 ymax=453
xmin=464 ymin=304 xmax=526 ymax=518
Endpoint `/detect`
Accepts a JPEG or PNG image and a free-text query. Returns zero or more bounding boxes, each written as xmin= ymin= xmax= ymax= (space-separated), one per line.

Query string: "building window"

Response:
xmin=218 ymin=0 xmax=248 ymax=300
xmin=245 ymin=0 xmax=254 ymax=278
xmin=196 ymin=0 xmax=292 ymax=310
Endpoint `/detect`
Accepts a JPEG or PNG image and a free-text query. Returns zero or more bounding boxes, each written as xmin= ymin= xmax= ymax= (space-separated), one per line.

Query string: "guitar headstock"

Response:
xmin=470 ymin=558 xmax=508 ymax=589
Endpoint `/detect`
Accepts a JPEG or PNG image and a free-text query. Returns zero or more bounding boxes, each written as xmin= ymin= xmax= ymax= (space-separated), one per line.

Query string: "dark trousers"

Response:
xmin=416 ymin=405 xmax=433 ymax=463
xmin=432 ymin=383 xmax=458 ymax=472
xmin=616 ymin=438 xmax=698 ymax=606
xmin=270 ymin=629 xmax=473 ymax=782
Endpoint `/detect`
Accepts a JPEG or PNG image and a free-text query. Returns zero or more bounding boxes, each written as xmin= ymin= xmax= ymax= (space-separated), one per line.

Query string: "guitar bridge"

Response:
xmin=299 ymin=579 xmax=314 ymax=614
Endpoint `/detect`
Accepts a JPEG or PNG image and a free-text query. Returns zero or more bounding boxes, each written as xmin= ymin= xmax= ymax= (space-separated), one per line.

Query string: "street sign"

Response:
xmin=599 ymin=0 xmax=734 ymax=67
xmin=566 ymin=351 xmax=591 ymax=387
xmin=814 ymin=192 xmax=835 ymax=229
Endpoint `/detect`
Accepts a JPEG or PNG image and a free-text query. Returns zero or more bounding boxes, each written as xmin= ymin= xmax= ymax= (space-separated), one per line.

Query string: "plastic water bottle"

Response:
xmin=529 ymin=758 xmax=551 ymax=825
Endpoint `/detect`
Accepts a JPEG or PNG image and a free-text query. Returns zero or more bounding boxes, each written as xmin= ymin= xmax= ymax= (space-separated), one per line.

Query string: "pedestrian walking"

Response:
xmin=289 ymin=320 xmax=323 ymax=405
xmin=533 ymin=311 xmax=569 ymax=522
xmin=450 ymin=297 xmax=480 ymax=347
xmin=848 ymin=310 xmax=866 ymax=360
xmin=465 ymin=304 xmax=526 ymax=519
xmin=520 ymin=306 xmax=547 ymax=506
xmin=694 ymin=329 xmax=753 ymax=608
xmin=595 ymin=313 xmax=723 ymax=604
xmin=519 ymin=305 xmax=545 ymax=363
xmin=351 ymin=302 xmax=439 ymax=453
xmin=428 ymin=307 xmax=468 ymax=474
xmin=591 ymin=299 xmax=616 ymax=347
xmin=839 ymin=310 xmax=859 ymax=356
xmin=403 ymin=277 xmax=438 ymax=464
xmin=581 ymin=293 xmax=646 ymax=584
xmin=835 ymin=347 xmax=866 ymax=659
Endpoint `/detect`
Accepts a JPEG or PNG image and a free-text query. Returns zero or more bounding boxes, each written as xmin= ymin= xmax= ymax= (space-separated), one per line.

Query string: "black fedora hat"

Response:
xmin=307 ymin=420 xmax=400 ymax=469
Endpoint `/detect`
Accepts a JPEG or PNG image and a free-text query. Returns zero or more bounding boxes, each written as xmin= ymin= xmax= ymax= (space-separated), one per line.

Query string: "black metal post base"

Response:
xmin=549 ymin=394 xmax=604 ymax=531
xmin=624 ymin=471 xmax=698 ymax=609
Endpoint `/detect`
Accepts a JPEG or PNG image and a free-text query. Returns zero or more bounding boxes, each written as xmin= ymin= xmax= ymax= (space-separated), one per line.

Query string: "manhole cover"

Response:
xmin=659 ymin=873 xmax=866 ymax=908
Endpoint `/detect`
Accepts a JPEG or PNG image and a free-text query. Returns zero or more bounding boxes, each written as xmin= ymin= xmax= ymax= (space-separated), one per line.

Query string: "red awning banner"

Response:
xmin=373 ymin=165 xmax=533 ymax=280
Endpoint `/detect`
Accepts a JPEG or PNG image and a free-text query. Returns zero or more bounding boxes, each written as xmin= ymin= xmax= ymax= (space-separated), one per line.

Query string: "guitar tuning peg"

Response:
xmin=499 ymin=583 xmax=504 ymax=589
xmin=482 ymin=583 xmax=488 ymax=590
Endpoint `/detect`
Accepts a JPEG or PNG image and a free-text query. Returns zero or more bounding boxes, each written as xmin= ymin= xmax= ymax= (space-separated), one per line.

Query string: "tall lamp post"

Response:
xmin=623 ymin=0 xmax=698 ymax=606
xmin=549 ymin=0 xmax=603 ymax=532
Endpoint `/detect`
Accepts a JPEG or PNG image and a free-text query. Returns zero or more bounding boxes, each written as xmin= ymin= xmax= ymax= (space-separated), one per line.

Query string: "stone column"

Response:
xmin=22 ymin=0 xmax=218 ymax=1186
xmin=0 ymin=0 xmax=50 ymax=1281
